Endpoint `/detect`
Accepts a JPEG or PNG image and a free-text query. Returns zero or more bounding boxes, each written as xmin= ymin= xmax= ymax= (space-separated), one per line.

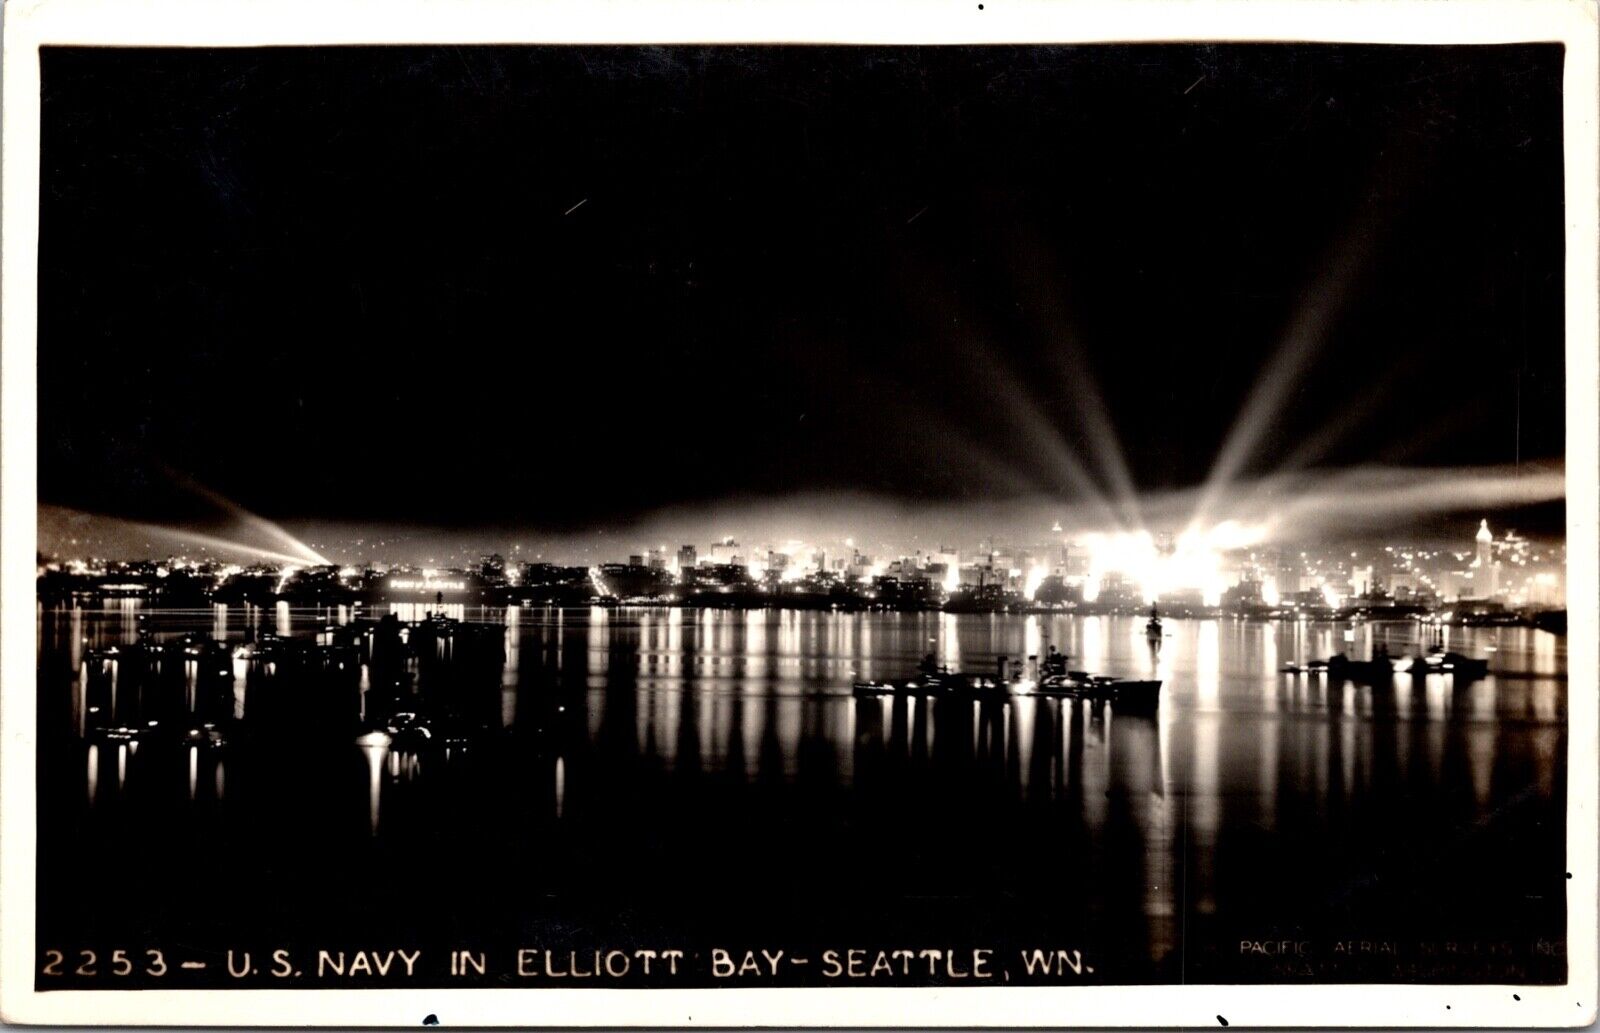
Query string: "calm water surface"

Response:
xmin=36 ymin=604 xmax=1567 ymax=987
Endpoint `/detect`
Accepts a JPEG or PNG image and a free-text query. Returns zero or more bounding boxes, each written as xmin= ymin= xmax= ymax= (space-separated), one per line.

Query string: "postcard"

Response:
xmin=2 ymin=0 xmax=1595 ymax=1026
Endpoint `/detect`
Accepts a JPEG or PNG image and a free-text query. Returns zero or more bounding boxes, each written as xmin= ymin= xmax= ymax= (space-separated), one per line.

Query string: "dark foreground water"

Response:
xmin=36 ymin=603 xmax=1567 ymax=988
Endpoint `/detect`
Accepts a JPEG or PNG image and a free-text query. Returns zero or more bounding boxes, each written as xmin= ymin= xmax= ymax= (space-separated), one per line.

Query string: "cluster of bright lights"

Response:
xmin=777 ymin=541 xmax=811 ymax=583
xmin=1022 ymin=563 xmax=1049 ymax=601
xmin=1080 ymin=521 xmax=1267 ymax=606
xmin=389 ymin=577 xmax=467 ymax=591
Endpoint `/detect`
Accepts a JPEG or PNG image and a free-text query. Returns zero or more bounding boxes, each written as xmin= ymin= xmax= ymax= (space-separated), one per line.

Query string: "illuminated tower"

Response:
xmin=1474 ymin=519 xmax=1499 ymax=598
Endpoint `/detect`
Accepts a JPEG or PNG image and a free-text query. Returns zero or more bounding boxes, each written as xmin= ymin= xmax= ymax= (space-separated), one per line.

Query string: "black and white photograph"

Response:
xmin=2 ymin=0 xmax=1596 ymax=1026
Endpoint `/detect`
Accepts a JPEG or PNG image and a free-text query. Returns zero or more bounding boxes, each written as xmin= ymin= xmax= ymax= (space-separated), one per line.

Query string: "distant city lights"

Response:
xmin=388 ymin=578 xmax=468 ymax=592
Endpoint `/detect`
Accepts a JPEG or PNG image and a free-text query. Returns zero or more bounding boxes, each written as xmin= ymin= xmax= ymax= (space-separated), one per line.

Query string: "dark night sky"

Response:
xmin=38 ymin=44 xmax=1566 ymax=533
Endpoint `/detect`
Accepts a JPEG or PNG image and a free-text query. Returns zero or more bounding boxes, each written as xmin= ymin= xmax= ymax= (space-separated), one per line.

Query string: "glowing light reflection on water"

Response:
xmin=38 ymin=604 xmax=1568 ymax=979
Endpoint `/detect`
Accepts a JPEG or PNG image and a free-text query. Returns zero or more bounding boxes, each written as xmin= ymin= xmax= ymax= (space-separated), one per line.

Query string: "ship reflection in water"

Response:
xmin=35 ymin=604 xmax=1567 ymax=987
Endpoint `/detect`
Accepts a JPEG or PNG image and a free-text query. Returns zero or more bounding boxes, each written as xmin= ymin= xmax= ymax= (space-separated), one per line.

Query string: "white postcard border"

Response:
xmin=2 ymin=0 xmax=1595 ymax=1026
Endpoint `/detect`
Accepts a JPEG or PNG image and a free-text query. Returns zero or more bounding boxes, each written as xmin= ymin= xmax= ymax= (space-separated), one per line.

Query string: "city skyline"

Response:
xmin=39 ymin=507 xmax=1568 ymax=613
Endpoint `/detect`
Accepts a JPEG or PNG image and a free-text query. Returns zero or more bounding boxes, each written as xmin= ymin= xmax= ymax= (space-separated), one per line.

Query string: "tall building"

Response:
xmin=677 ymin=544 xmax=697 ymax=570
xmin=1473 ymin=519 xmax=1499 ymax=599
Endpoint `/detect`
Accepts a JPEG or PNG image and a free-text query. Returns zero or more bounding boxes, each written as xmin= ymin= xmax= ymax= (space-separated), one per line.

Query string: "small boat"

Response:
xmin=1403 ymin=650 xmax=1490 ymax=679
xmin=1022 ymin=674 xmax=1163 ymax=714
xmin=1145 ymin=605 xmax=1163 ymax=644
xmin=851 ymin=672 xmax=1004 ymax=700
xmin=384 ymin=711 xmax=435 ymax=751
xmin=1326 ymin=653 xmax=1396 ymax=685
xmin=1022 ymin=672 xmax=1109 ymax=699
xmin=853 ymin=666 xmax=1163 ymax=711
xmin=1285 ymin=651 xmax=1403 ymax=685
